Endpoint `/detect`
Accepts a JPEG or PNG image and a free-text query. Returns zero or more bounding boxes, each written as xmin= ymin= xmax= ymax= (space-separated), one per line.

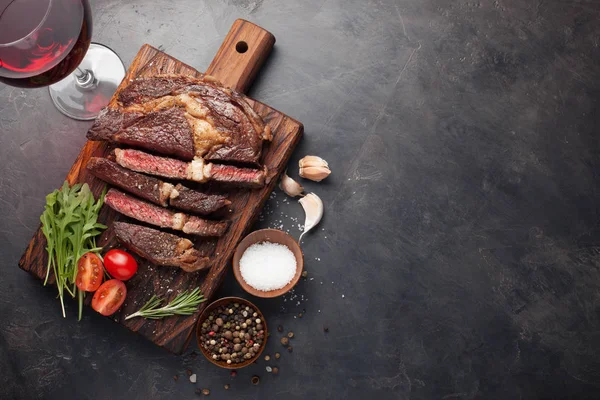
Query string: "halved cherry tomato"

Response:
xmin=91 ymin=279 xmax=127 ymax=316
xmin=75 ymin=252 xmax=103 ymax=292
xmin=104 ymin=249 xmax=138 ymax=281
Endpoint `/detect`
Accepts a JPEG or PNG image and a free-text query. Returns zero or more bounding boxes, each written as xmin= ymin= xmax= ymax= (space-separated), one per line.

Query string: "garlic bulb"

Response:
xmin=299 ymin=193 xmax=323 ymax=242
xmin=279 ymin=170 xmax=304 ymax=197
xmin=299 ymin=156 xmax=331 ymax=182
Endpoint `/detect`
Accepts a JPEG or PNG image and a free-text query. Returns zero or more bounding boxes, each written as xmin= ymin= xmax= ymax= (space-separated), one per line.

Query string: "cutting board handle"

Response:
xmin=205 ymin=19 xmax=275 ymax=94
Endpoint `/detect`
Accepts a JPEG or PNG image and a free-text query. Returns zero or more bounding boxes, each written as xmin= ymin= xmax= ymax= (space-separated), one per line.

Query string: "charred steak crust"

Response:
xmin=87 ymin=157 xmax=172 ymax=206
xmin=169 ymin=184 xmax=231 ymax=215
xmin=105 ymin=189 xmax=229 ymax=237
xmin=114 ymin=222 xmax=210 ymax=272
xmin=87 ymin=74 xmax=269 ymax=165
xmin=88 ymin=157 xmax=229 ymax=214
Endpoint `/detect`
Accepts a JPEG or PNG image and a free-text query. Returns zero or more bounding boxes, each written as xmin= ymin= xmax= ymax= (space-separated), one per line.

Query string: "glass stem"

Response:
xmin=74 ymin=67 xmax=95 ymax=89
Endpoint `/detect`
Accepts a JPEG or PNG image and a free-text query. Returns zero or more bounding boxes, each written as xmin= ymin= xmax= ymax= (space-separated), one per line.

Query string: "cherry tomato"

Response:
xmin=75 ymin=252 xmax=103 ymax=292
xmin=104 ymin=249 xmax=138 ymax=281
xmin=91 ymin=279 xmax=127 ymax=316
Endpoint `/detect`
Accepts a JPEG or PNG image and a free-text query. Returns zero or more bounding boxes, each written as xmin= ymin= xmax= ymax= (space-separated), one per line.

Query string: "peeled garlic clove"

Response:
xmin=299 ymin=193 xmax=323 ymax=242
xmin=299 ymin=155 xmax=329 ymax=168
xmin=299 ymin=156 xmax=331 ymax=182
xmin=279 ymin=170 xmax=304 ymax=197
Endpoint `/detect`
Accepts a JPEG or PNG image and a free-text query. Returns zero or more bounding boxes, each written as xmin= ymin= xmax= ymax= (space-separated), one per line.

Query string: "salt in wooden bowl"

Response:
xmin=233 ymin=229 xmax=304 ymax=298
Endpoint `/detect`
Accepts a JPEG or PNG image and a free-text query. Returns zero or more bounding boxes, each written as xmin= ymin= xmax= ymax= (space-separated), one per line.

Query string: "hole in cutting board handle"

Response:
xmin=236 ymin=41 xmax=248 ymax=53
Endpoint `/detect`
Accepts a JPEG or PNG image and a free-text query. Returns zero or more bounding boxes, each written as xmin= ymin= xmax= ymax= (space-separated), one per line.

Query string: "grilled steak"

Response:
xmin=87 ymin=157 xmax=173 ymax=206
xmin=87 ymin=74 xmax=271 ymax=165
xmin=115 ymin=148 xmax=266 ymax=188
xmin=88 ymin=157 xmax=230 ymax=214
xmin=169 ymin=184 xmax=230 ymax=215
xmin=105 ymin=189 xmax=229 ymax=237
xmin=114 ymin=222 xmax=210 ymax=272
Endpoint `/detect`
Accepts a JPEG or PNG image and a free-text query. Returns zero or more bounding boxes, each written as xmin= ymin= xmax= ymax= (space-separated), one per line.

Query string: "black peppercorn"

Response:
xmin=251 ymin=375 xmax=260 ymax=385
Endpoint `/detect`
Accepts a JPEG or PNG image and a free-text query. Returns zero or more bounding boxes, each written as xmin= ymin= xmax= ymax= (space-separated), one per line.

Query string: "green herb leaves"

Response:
xmin=124 ymin=288 xmax=205 ymax=320
xmin=40 ymin=181 xmax=107 ymax=320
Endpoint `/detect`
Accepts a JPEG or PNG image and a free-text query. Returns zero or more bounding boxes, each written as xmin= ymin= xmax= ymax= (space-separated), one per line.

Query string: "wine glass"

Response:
xmin=0 ymin=0 xmax=125 ymax=120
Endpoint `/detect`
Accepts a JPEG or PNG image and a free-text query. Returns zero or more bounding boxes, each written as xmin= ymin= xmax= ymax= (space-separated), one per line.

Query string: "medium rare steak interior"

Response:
xmin=87 ymin=74 xmax=271 ymax=165
xmin=114 ymin=148 xmax=266 ymax=188
xmin=105 ymin=189 xmax=229 ymax=237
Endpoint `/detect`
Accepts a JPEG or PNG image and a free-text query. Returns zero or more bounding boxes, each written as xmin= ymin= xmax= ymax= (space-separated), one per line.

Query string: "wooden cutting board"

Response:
xmin=18 ymin=19 xmax=303 ymax=354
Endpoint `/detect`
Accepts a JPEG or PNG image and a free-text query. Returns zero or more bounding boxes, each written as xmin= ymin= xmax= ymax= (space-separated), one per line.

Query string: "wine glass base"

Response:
xmin=49 ymin=43 xmax=125 ymax=121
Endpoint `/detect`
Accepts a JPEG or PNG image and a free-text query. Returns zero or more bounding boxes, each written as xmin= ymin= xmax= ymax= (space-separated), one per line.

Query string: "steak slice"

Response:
xmin=90 ymin=107 xmax=195 ymax=160
xmin=115 ymin=148 xmax=266 ymax=188
xmin=105 ymin=189 xmax=229 ymax=237
xmin=114 ymin=222 xmax=210 ymax=272
xmin=88 ymin=157 xmax=230 ymax=214
xmin=169 ymin=184 xmax=230 ymax=215
xmin=87 ymin=157 xmax=173 ymax=206
xmin=87 ymin=74 xmax=270 ymax=165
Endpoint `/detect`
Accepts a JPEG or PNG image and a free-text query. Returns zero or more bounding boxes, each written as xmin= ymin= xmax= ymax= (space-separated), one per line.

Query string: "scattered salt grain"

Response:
xmin=240 ymin=242 xmax=297 ymax=291
xmin=189 ymin=374 xmax=197 ymax=383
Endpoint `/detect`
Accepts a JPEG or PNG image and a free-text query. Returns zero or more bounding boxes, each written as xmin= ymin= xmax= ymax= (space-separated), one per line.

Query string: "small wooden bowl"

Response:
xmin=196 ymin=296 xmax=267 ymax=369
xmin=233 ymin=229 xmax=304 ymax=298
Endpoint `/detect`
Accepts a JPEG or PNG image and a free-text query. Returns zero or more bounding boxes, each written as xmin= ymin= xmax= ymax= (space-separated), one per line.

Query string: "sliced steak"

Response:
xmin=105 ymin=189 xmax=229 ymax=237
xmin=88 ymin=157 xmax=229 ymax=214
xmin=87 ymin=157 xmax=173 ymax=206
xmin=115 ymin=148 xmax=266 ymax=188
xmin=169 ymin=184 xmax=230 ymax=215
xmin=114 ymin=222 xmax=210 ymax=272
xmin=88 ymin=74 xmax=270 ymax=165
xmin=89 ymin=107 xmax=195 ymax=160
xmin=206 ymin=163 xmax=266 ymax=188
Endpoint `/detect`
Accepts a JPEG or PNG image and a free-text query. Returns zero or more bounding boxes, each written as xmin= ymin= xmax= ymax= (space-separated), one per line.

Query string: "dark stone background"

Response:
xmin=1 ymin=0 xmax=600 ymax=399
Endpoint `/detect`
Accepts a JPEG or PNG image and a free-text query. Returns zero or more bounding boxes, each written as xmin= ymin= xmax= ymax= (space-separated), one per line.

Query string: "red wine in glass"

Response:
xmin=0 ymin=0 xmax=125 ymax=120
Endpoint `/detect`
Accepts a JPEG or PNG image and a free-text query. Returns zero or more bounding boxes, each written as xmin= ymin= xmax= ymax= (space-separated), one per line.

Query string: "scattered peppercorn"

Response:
xmin=202 ymin=388 xmax=210 ymax=396
xmin=251 ymin=375 xmax=260 ymax=385
xmin=277 ymin=325 xmax=283 ymax=332
xmin=287 ymin=332 xmax=294 ymax=338
xmin=302 ymin=270 xmax=308 ymax=278
xmin=264 ymin=355 xmax=271 ymax=361
xmin=186 ymin=369 xmax=192 ymax=376
xmin=324 ymin=327 xmax=329 ymax=333
xmin=287 ymin=346 xmax=293 ymax=353
xmin=275 ymin=352 xmax=281 ymax=359
xmin=173 ymin=375 xmax=179 ymax=381
xmin=298 ymin=313 xmax=303 ymax=318
xmin=272 ymin=367 xmax=279 ymax=375
xmin=280 ymin=337 xmax=289 ymax=346
xmin=224 ymin=384 xmax=230 ymax=390
xmin=230 ymin=370 xmax=237 ymax=377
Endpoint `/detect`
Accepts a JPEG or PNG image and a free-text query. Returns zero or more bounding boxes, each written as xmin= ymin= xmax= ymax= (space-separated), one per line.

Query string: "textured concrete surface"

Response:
xmin=2 ymin=0 xmax=600 ymax=399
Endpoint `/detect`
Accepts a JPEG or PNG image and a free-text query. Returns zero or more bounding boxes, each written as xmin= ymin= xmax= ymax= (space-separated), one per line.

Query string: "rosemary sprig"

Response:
xmin=124 ymin=288 xmax=206 ymax=320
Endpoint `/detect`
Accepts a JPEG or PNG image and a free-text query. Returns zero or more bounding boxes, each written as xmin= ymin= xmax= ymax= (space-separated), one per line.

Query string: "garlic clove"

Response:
xmin=299 ymin=156 xmax=331 ymax=182
xmin=299 ymin=166 xmax=331 ymax=182
xmin=279 ymin=170 xmax=304 ymax=197
xmin=299 ymin=155 xmax=329 ymax=168
xmin=298 ymin=193 xmax=323 ymax=242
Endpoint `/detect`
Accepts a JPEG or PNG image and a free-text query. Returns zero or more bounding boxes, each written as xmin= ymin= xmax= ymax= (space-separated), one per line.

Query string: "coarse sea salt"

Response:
xmin=240 ymin=242 xmax=297 ymax=291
